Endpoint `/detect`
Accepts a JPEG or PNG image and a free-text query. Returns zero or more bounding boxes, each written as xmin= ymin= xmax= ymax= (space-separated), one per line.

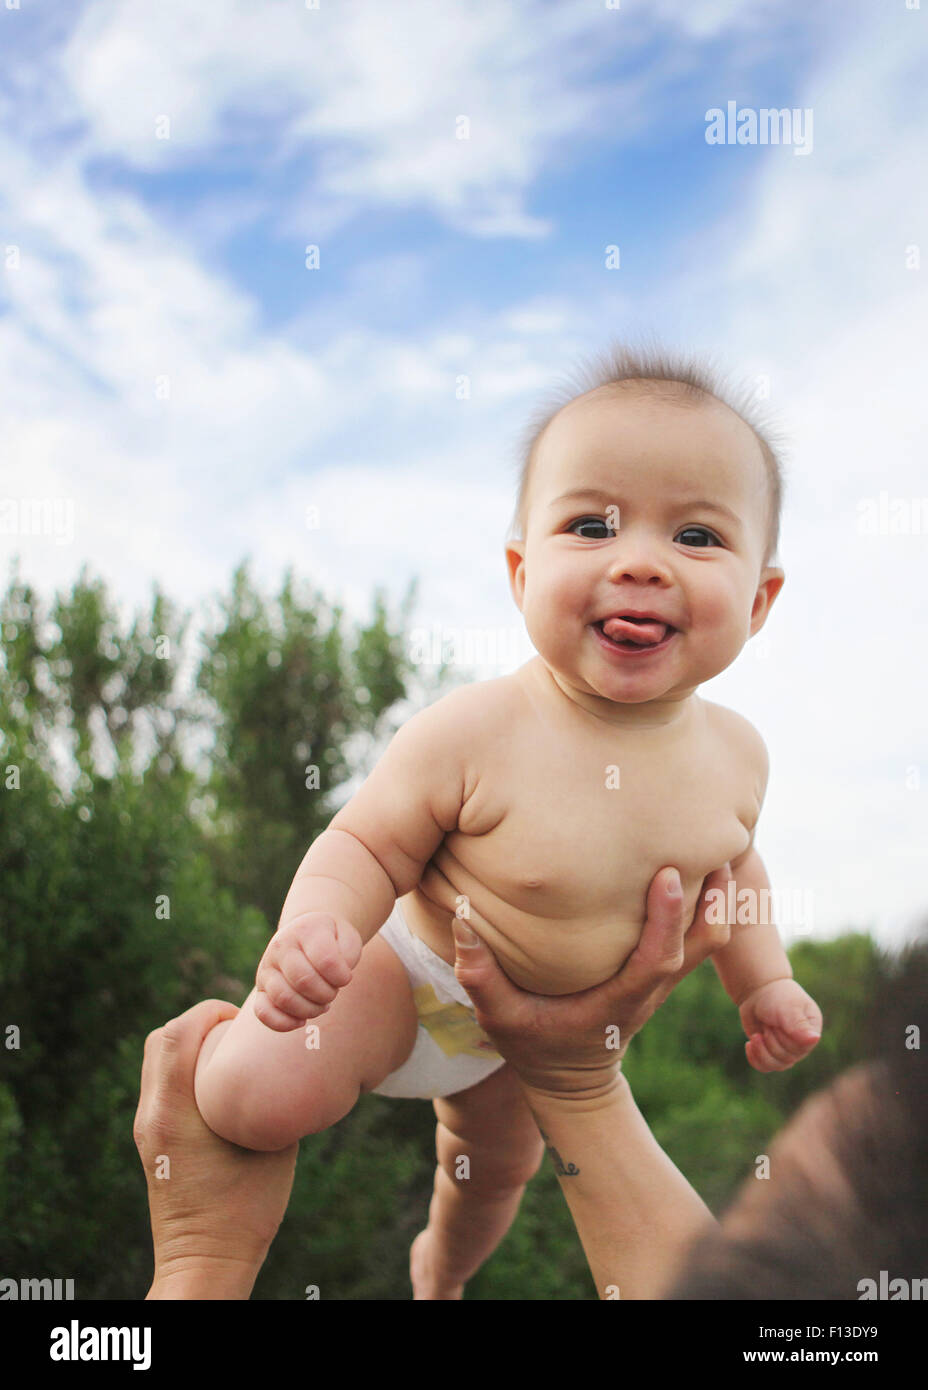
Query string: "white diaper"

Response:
xmin=370 ymin=900 xmax=505 ymax=1100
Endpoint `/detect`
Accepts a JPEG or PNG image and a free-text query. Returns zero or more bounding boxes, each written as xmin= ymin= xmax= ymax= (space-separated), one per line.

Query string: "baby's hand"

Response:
xmin=254 ymin=913 xmax=363 ymax=1031
xmin=739 ymin=978 xmax=823 ymax=1073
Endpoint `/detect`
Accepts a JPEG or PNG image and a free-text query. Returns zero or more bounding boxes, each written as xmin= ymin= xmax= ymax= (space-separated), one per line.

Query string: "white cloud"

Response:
xmin=55 ymin=0 xmax=601 ymax=235
xmin=51 ymin=0 xmax=819 ymax=240
xmin=0 ymin=94 xmax=571 ymax=628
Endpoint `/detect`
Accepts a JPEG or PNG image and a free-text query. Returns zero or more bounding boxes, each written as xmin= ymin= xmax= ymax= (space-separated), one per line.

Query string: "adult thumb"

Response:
xmin=451 ymin=916 xmax=497 ymax=1003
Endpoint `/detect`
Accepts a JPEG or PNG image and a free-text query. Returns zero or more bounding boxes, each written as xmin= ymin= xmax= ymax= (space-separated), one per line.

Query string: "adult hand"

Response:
xmin=452 ymin=864 xmax=733 ymax=1100
xmin=134 ymin=999 xmax=298 ymax=1299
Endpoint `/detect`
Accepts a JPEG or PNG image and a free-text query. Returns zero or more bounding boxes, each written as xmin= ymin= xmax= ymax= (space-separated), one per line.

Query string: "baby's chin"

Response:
xmin=590 ymin=682 xmax=697 ymax=707
xmin=538 ymin=656 xmax=699 ymax=708
xmin=579 ymin=646 xmax=746 ymax=702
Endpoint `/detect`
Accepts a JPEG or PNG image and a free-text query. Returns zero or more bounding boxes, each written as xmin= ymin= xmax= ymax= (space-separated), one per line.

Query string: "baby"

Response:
xmin=194 ymin=346 xmax=823 ymax=1299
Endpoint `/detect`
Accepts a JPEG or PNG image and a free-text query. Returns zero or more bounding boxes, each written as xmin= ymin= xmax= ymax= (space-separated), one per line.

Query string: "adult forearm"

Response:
xmin=521 ymin=1072 xmax=716 ymax=1300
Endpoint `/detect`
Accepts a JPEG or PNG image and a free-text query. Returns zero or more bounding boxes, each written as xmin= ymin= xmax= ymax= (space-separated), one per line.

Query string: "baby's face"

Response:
xmin=506 ymin=385 xmax=784 ymax=712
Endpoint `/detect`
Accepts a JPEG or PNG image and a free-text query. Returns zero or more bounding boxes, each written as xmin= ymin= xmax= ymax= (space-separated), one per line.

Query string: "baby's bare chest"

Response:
xmin=409 ymin=686 xmax=763 ymax=994
xmin=451 ymin=724 xmax=755 ymax=921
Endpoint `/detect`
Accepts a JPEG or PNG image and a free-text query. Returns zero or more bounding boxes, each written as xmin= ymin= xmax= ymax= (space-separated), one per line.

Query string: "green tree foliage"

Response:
xmin=195 ymin=563 xmax=415 ymax=923
xmin=0 ymin=557 xmax=903 ymax=1299
xmin=0 ymin=558 xmax=427 ymax=1297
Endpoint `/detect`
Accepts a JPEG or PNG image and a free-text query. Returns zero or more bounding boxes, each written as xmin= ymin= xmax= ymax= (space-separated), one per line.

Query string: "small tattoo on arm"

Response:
xmin=539 ymin=1128 xmax=580 ymax=1177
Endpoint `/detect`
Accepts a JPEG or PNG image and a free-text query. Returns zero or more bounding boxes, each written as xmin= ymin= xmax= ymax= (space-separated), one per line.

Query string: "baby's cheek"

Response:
xmin=696 ymin=572 xmax=739 ymax=622
xmin=525 ymin=579 xmax=581 ymax=649
xmin=696 ymin=586 xmax=751 ymax=653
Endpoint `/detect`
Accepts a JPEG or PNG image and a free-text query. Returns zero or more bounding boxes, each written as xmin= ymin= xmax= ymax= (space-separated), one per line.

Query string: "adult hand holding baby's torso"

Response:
xmin=403 ymin=658 xmax=761 ymax=995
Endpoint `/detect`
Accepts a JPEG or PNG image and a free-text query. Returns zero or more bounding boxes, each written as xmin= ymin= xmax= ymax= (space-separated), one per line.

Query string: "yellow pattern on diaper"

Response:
xmin=413 ymin=985 xmax=502 ymax=1060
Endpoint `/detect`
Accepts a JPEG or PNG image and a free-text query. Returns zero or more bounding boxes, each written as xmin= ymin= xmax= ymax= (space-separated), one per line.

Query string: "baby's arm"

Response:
xmin=194 ymin=690 xmax=477 ymax=1145
xmin=707 ymin=712 xmax=821 ymax=1071
xmin=711 ymin=845 xmax=822 ymax=1072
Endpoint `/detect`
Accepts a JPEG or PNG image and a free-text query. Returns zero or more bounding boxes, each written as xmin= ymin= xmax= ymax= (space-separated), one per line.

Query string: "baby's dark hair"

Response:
xmin=507 ymin=340 xmax=789 ymax=566
xmin=667 ymin=934 xmax=928 ymax=1300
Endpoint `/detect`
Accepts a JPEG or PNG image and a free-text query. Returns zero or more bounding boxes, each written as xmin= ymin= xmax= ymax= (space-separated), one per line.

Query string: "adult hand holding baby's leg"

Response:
xmin=136 ymin=1000 xmax=298 ymax=1298
xmin=254 ymin=912 xmax=363 ymax=1030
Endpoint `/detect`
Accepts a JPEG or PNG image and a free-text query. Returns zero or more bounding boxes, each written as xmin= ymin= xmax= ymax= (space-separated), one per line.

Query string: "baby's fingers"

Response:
xmin=771 ymin=1023 xmax=821 ymax=1060
xmin=302 ymin=918 xmax=362 ymax=988
xmin=745 ymin=1032 xmax=791 ymax=1072
xmin=278 ymin=946 xmax=340 ymax=1004
xmin=254 ymin=986 xmax=330 ymax=1032
xmin=748 ymin=1025 xmax=818 ymax=1072
xmin=772 ymin=994 xmax=823 ymax=1043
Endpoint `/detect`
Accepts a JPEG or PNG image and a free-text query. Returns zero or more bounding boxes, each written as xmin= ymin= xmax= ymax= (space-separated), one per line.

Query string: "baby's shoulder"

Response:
xmin=413 ymin=674 xmax=517 ymax=750
xmin=699 ymin=699 xmax=770 ymax=786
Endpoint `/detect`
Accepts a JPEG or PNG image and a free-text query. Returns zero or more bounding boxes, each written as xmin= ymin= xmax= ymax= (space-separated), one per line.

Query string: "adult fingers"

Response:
xmin=148 ymin=999 xmax=239 ymax=1101
xmin=134 ymin=1001 xmax=238 ymax=1158
xmin=138 ymin=1025 xmax=165 ymax=1109
xmin=597 ymin=863 xmax=735 ymax=1030
xmin=135 ymin=1026 xmax=166 ymax=1152
xmin=609 ymin=866 xmax=687 ymax=1003
xmin=682 ymin=865 xmax=734 ymax=966
xmin=451 ymin=918 xmax=533 ymax=1028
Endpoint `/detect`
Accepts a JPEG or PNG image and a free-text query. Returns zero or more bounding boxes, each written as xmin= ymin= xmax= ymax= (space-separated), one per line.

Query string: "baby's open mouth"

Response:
xmin=595 ymin=616 xmax=675 ymax=649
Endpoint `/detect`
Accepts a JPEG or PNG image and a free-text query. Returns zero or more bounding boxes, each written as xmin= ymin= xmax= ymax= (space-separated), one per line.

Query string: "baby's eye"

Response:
xmin=675 ymin=526 xmax=722 ymax=548
xmin=568 ymin=516 xmax=616 ymax=539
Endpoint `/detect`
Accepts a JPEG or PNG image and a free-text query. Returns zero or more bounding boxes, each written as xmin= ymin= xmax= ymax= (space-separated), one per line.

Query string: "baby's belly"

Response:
xmin=397 ymin=822 xmax=745 ymax=996
xmin=398 ymin=860 xmax=667 ymax=997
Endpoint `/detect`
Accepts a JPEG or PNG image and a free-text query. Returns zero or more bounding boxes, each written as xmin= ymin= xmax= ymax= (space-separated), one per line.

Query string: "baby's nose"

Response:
xmin=605 ymin=539 xmax=672 ymax=585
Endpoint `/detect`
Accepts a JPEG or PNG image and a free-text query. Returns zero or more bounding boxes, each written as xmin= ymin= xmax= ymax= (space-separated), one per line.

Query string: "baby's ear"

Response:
xmin=749 ymin=566 xmax=785 ymax=636
xmin=505 ymin=540 xmax=526 ymax=610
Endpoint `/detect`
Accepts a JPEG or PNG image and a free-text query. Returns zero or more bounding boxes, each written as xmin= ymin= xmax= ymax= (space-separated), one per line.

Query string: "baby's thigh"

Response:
xmin=433 ymin=1065 xmax=545 ymax=1190
xmin=317 ymin=930 xmax=419 ymax=1096
xmin=202 ymin=933 xmax=418 ymax=1145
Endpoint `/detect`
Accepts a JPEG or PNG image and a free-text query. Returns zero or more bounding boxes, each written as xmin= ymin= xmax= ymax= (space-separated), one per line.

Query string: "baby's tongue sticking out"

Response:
xmin=601 ymin=616 xmax=668 ymax=646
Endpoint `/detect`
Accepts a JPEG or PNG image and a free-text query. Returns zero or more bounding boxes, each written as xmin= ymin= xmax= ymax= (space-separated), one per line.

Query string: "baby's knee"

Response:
xmin=195 ymin=1043 xmax=351 ymax=1151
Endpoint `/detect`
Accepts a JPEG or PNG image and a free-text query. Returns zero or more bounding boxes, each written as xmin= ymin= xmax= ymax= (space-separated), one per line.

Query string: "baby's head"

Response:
xmin=505 ymin=344 xmax=787 ymax=710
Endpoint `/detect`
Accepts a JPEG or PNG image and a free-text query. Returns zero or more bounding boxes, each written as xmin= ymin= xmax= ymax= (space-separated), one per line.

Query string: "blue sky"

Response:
xmin=1 ymin=0 xmax=926 ymax=945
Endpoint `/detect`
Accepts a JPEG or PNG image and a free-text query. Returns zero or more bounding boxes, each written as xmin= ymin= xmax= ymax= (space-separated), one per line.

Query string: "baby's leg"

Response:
xmin=410 ymin=1064 xmax=545 ymax=1299
xmin=195 ymin=933 xmax=418 ymax=1151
